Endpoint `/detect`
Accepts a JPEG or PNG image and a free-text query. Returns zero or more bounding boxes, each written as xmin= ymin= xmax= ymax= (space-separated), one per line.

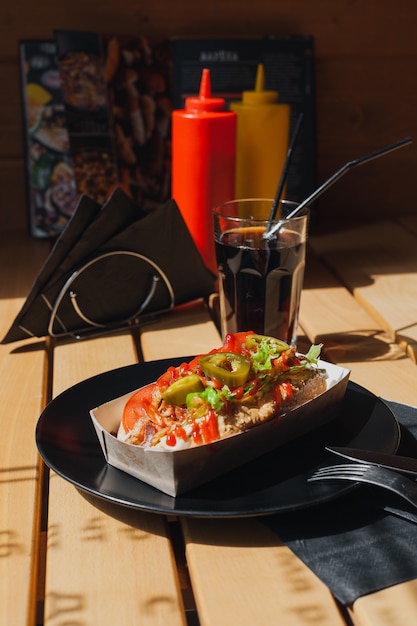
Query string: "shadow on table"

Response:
xmin=313 ymin=330 xmax=408 ymax=363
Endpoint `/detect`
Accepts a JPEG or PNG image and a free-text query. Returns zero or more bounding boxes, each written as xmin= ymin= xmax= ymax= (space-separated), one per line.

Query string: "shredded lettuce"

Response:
xmin=251 ymin=338 xmax=323 ymax=374
xmin=301 ymin=343 xmax=323 ymax=365
xmin=251 ymin=337 xmax=286 ymax=373
xmin=287 ymin=343 xmax=323 ymax=375
xmin=186 ymin=386 xmax=225 ymax=412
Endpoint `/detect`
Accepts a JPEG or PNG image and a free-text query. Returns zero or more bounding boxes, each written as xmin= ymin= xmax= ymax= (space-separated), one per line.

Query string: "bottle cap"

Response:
xmin=242 ymin=64 xmax=279 ymax=105
xmin=185 ymin=68 xmax=226 ymax=112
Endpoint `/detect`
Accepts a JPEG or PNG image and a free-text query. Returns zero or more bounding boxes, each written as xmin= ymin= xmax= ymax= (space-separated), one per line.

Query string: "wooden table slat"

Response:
xmin=308 ymin=220 xmax=417 ymax=362
xmin=0 ymin=233 xmax=50 ymax=626
xmin=350 ymin=579 xmax=417 ymax=626
xmin=44 ymin=332 xmax=187 ymax=626
xmin=139 ymin=299 xmax=221 ymax=362
xmin=0 ymin=339 xmax=47 ymax=625
xmin=182 ymin=518 xmax=347 ymax=626
xmin=45 ymin=476 xmax=187 ymax=626
xmin=301 ymin=250 xmax=417 ymax=405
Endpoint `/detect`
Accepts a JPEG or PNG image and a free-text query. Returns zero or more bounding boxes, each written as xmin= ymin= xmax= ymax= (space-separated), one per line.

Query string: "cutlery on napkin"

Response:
xmin=263 ymin=400 xmax=417 ymax=605
xmin=323 ymin=446 xmax=417 ymax=522
xmin=326 ymin=446 xmax=417 ymax=478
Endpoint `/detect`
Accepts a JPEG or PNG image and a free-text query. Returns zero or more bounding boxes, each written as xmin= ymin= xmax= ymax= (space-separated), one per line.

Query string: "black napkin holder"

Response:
xmin=2 ymin=189 xmax=216 ymax=342
xmin=47 ymin=249 xmax=177 ymax=338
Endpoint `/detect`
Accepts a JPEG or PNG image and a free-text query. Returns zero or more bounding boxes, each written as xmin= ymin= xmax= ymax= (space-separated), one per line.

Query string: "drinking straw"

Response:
xmin=265 ymin=136 xmax=412 ymax=239
xmin=267 ymin=111 xmax=305 ymax=224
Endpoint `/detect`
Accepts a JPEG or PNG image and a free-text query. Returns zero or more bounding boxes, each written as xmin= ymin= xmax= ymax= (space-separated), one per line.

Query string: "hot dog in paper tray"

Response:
xmin=90 ymin=332 xmax=350 ymax=496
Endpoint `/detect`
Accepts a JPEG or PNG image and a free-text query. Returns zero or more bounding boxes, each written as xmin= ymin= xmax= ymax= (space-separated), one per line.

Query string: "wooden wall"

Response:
xmin=1 ymin=0 xmax=416 ymax=233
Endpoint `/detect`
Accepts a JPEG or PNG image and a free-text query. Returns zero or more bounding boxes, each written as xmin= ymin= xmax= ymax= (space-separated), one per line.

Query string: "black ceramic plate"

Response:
xmin=36 ymin=357 xmax=401 ymax=517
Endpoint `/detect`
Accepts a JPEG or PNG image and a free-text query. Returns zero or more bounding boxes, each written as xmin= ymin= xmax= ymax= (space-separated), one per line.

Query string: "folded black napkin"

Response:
xmin=2 ymin=188 xmax=215 ymax=342
xmin=263 ymin=400 xmax=417 ymax=604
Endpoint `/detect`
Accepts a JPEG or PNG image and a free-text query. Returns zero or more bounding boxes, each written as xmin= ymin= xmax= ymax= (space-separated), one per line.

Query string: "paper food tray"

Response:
xmin=90 ymin=360 xmax=350 ymax=497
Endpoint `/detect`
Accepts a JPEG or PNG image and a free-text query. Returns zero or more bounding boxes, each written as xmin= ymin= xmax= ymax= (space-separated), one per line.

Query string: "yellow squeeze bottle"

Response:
xmin=230 ymin=64 xmax=290 ymax=215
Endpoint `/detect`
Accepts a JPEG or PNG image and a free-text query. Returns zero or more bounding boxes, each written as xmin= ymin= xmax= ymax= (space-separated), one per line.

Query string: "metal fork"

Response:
xmin=308 ymin=463 xmax=417 ymax=509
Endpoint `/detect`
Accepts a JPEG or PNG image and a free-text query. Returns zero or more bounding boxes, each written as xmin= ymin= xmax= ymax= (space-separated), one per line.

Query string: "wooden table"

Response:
xmin=1 ymin=218 xmax=417 ymax=626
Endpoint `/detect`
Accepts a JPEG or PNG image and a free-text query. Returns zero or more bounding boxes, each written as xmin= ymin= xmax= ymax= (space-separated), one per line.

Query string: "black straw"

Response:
xmin=265 ymin=136 xmax=413 ymax=238
xmin=267 ymin=112 xmax=305 ymax=224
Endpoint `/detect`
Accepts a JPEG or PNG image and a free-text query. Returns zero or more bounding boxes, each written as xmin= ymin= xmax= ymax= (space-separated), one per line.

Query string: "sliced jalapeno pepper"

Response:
xmin=245 ymin=334 xmax=290 ymax=353
xmin=161 ymin=374 xmax=204 ymax=406
xmin=199 ymin=352 xmax=250 ymax=388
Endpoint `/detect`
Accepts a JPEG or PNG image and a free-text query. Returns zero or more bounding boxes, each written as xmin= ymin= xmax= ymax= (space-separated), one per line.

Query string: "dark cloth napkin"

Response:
xmin=2 ymin=188 xmax=215 ymax=342
xmin=263 ymin=400 xmax=417 ymax=604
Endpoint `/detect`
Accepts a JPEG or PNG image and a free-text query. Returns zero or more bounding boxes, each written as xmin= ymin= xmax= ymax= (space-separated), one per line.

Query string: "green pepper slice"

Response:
xmin=199 ymin=352 xmax=250 ymax=388
xmin=245 ymin=334 xmax=290 ymax=353
xmin=162 ymin=374 xmax=204 ymax=406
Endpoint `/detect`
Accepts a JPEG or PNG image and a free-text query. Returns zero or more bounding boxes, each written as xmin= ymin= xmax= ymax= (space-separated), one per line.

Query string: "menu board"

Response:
xmin=21 ymin=32 xmax=174 ymax=236
xmin=54 ymin=30 xmax=119 ymax=205
xmin=171 ymin=36 xmax=316 ymax=205
xmin=20 ymin=41 xmax=78 ymax=237
xmin=54 ymin=30 xmax=175 ymax=212
xmin=100 ymin=34 xmax=173 ymax=210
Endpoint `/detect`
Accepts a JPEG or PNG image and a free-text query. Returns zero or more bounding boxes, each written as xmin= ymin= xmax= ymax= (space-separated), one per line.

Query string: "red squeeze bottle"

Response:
xmin=172 ymin=68 xmax=236 ymax=275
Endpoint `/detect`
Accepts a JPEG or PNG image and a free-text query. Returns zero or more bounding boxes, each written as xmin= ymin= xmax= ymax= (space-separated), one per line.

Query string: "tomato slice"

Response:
xmin=122 ymin=383 xmax=157 ymax=432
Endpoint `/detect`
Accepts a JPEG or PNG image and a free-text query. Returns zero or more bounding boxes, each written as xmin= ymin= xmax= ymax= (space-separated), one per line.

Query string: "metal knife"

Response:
xmin=326 ymin=446 xmax=417 ymax=478
xmin=383 ymin=504 xmax=417 ymax=525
